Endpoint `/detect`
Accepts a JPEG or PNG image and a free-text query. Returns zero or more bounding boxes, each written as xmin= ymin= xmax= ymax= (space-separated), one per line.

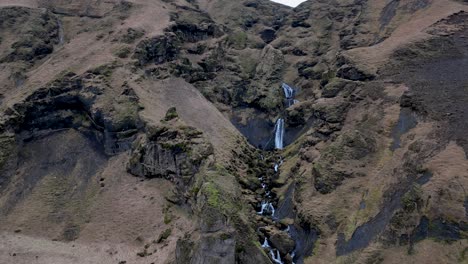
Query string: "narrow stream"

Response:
xmin=57 ymin=17 xmax=65 ymax=46
xmin=256 ymin=83 xmax=308 ymax=264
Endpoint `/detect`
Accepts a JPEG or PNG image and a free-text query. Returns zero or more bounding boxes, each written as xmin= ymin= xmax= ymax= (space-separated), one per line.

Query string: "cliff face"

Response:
xmin=0 ymin=0 xmax=467 ymax=264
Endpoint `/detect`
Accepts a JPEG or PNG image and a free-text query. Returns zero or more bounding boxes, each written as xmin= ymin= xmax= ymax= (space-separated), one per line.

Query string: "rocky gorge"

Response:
xmin=0 ymin=0 xmax=467 ymax=264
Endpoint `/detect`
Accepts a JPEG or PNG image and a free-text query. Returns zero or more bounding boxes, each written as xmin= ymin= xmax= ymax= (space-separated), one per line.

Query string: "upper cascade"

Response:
xmin=282 ymin=83 xmax=295 ymax=99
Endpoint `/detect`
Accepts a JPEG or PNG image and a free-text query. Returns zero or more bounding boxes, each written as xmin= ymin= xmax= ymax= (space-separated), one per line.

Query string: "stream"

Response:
xmin=255 ymin=83 xmax=315 ymax=264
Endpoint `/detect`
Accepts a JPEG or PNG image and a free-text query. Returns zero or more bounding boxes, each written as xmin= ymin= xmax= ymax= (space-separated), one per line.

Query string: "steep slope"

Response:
xmin=0 ymin=0 xmax=467 ymax=264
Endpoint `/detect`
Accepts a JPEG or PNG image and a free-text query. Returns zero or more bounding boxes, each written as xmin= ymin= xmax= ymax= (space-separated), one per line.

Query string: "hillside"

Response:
xmin=0 ymin=0 xmax=466 ymax=264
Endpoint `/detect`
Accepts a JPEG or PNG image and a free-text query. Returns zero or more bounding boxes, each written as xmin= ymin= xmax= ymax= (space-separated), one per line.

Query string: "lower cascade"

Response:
xmin=275 ymin=118 xmax=285 ymax=150
xmin=261 ymin=237 xmax=285 ymax=264
xmin=271 ymin=249 xmax=284 ymax=264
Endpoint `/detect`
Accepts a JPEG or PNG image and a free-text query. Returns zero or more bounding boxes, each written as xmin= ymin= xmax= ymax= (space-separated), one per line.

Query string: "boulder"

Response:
xmin=336 ymin=64 xmax=375 ymax=81
xmin=263 ymin=226 xmax=295 ymax=255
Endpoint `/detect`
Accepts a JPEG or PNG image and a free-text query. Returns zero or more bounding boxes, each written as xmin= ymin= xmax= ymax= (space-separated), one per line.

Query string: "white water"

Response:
xmin=282 ymin=83 xmax=294 ymax=99
xmin=270 ymin=249 xmax=284 ymax=264
xmin=262 ymin=238 xmax=271 ymax=248
xmin=274 ymin=163 xmax=279 ymax=172
xmin=258 ymin=201 xmax=276 ymax=216
xmin=275 ymin=118 xmax=285 ymax=150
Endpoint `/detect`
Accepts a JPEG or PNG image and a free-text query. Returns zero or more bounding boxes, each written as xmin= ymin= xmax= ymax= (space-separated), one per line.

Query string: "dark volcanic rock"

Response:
xmin=133 ymin=34 xmax=179 ymax=65
xmin=169 ymin=22 xmax=222 ymax=43
xmin=322 ymin=78 xmax=357 ymax=98
xmin=127 ymin=122 xmax=213 ymax=188
xmin=260 ymin=28 xmax=277 ymax=43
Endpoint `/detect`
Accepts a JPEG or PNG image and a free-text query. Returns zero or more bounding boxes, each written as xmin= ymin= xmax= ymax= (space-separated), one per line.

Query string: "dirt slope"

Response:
xmin=0 ymin=0 xmax=467 ymax=263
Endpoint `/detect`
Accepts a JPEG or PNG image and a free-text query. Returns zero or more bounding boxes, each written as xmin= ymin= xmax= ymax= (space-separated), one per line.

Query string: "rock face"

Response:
xmin=127 ymin=117 xmax=213 ymax=186
xmin=0 ymin=1 xmax=468 ymax=264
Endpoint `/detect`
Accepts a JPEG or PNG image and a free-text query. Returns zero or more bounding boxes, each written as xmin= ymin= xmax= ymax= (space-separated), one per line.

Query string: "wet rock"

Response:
xmin=262 ymin=226 xmax=295 ymax=255
xmin=411 ymin=216 xmax=468 ymax=244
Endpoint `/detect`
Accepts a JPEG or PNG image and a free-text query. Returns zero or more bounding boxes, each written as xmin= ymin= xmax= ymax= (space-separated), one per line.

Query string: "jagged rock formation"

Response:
xmin=0 ymin=0 xmax=467 ymax=264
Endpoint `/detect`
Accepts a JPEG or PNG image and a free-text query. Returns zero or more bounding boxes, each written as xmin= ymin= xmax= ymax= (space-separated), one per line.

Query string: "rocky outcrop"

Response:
xmin=169 ymin=6 xmax=223 ymax=43
xmin=0 ymin=7 xmax=59 ymax=63
xmin=321 ymin=78 xmax=357 ymax=98
xmin=2 ymin=71 xmax=142 ymax=156
xmin=133 ymin=34 xmax=180 ymax=66
xmin=336 ymin=64 xmax=375 ymax=81
xmin=127 ymin=116 xmax=213 ymax=188
xmin=261 ymin=226 xmax=295 ymax=255
xmin=313 ymin=130 xmax=376 ymax=193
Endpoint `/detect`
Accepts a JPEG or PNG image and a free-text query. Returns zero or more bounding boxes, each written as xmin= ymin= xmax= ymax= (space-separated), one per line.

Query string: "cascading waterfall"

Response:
xmin=262 ymin=238 xmax=271 ymax=248
xmin=282 ymin=83 xmax=297 ymax=107
xmin=270 ymin=249 xmax=283 ymax=264
xmin=262 ymin=238 xmax=285 ymax=264
xmin=256 ymin=83 xmax=302 ymax=264
xmin=275 ymin=118 xmax=285 ymax=150
xmin=282 ymin=83 xmax=294 ymax=99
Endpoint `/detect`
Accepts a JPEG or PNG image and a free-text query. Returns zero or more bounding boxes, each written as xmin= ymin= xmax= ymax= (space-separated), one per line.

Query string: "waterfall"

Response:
xmin=275 ymin=119 xmax=285 ymax=150
xmin=282 ymin=83 xmax=294 ymax=99
xmin=274 ymin=163 xmax=279 ymax=172
xmin=258 ymin=201 xmax=275 ymax=216
xmin=262 ymin=238 xmax=271 ymax=248
xmin=282 ymin=83 xmax=297 ymax=107
xmin=57 ymin=18 xmax=65 ymax=45
xmin=270 ymin=249 xmax=284 ymax=264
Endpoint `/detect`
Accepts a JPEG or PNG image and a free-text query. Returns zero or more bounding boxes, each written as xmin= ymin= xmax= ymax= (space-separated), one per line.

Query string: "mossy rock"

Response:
xmin=0 ymin=133 xmax=15 ymax=170
xmin=133 ymin=34 xmax=180 ymax=65
xmin=164 ymin=107 xmax=179 ymax=121
xmin=120 ymin=28 xmax=145 ymax=44
xmin=401 ymin=184 xmax=423 ymax=213
xmin=113 ymin=45 xmax=131 ymax=58
xmin=157 ymin=228 xmax=172 ymax=243
xmin=226 ymin=30 xmax=248 ymax=50
xmin=322 ymin=78 xmax=357 ymax=98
